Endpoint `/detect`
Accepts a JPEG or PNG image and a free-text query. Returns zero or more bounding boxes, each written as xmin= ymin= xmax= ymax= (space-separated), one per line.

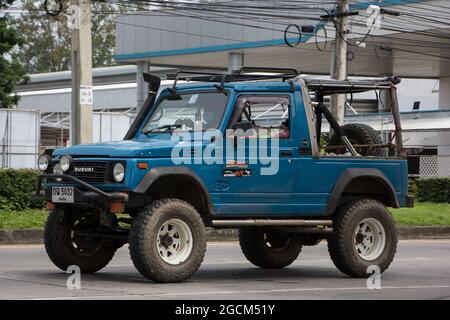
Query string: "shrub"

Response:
xmin=408 ymin=178 xmax=418 ymax=197
xmin=415 ymin=178 xmax=450 ymax=203
xmin=0 ymin=169 xmax=45 ymax=211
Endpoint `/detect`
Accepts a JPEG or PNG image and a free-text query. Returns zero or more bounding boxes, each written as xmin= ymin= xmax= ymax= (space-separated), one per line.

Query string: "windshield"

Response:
xmin=142 ymin=92 xmax=228 ymax=134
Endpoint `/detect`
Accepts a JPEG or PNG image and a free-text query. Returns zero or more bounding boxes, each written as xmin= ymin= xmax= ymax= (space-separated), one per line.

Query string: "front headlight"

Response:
xmin=59 ymin=155 xmax=72 ymax=172
xmin=37 ymin=154 xmax=51 ymax=171
xmin=113 ymin=163 xmax=125 ymax=182
xmin=53 ymin=163 xmax=63 ymax=182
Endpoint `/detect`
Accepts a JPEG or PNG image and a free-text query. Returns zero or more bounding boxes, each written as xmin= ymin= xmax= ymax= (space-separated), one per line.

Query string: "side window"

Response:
xmin=230 ymin=95 xmax=290 ymax=139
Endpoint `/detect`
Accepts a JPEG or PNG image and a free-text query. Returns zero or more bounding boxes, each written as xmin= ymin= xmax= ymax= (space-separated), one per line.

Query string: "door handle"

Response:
xmin=215 ymin=181 xmax=230 ymax=191
xmin=280 ymin=150 xmax=293 ymax=157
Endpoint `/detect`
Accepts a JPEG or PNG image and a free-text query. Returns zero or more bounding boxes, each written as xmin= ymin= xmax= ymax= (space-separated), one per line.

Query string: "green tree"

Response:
xmin=0 ymin=0 xmax=28 ymax=108
xmin=13 ymin=0 xmax=130 ymax=73
xmin=91 ymin=0 xmax=117 ymax=68
xmin=12 ymin=0 xmax=71 ymax=73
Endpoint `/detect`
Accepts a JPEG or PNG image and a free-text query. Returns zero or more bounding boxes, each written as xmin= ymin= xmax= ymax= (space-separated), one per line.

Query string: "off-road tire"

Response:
xmin=239 ymin=227 xmax=303 ymax=268
xmin=328 ymin=199 xmax=398 ymax=278
xmin=44 ymin=209 xmax=117 ymax=274
xmin=329 ymin=123 xmax=386 ymax=156
xmin=129 ymin=199 xmax=207 ymax=283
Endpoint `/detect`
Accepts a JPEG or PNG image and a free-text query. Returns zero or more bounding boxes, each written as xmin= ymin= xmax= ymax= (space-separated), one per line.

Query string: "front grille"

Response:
xmin=66 ymin=160 xmax=108 ymax=184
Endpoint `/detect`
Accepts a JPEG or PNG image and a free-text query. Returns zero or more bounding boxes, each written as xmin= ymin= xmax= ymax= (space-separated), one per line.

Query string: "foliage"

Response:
xmin=0 ymin=0 xmax=28 ymax=108
xmin=0 ymin=209 xmax=47 ymax=229
xmin=12 ymin=0 xmax=135 ymax=73
xmin=0 ymin=169 xmax=45 ymax=211
xmin=408 ymin=178 xmax=418 ymax=196
xmin=390 ymin=202 xmax=450 ymax=226
xmin=415 ymin=178 xmax=450 ymax=203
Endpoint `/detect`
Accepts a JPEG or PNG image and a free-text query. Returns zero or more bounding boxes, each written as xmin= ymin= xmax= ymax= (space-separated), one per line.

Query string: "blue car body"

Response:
xmin=47 ymin=81 xmax=409 ymax=217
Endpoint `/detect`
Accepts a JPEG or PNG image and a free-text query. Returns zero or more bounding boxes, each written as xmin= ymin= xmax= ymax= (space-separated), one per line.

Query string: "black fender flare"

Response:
xmin=325 ymin=168 xmax=399 ymax=215
xmin=134 ymin=166 xmax=213 ymax=214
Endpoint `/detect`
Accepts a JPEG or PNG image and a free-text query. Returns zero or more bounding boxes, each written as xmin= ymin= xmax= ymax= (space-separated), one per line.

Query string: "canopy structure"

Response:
xmin=115 ymin=0 xmax=450 ymax=110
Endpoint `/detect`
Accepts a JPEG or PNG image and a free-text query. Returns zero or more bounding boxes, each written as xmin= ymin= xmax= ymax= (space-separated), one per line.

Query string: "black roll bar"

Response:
xmin=307 ymin=77 xmax=404 ymax=157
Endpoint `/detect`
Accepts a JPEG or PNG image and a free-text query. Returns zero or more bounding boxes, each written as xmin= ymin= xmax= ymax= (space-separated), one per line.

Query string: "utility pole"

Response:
xmin=136 ymin=61 xmax=150 ymax=113
xmin=70 ymin=0 xmax=93 ymax=145
xmin=330 ymin=0 xmax=350 ymax=126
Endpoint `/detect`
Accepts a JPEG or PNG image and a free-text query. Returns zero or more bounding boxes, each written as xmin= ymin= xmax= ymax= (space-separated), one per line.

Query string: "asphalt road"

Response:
xmin=0 ymin=240 xmax=449 ymax=300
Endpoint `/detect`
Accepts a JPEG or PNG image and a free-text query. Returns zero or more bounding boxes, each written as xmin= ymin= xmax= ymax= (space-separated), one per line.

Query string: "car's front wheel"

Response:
xmin=129 ymin=199 xmax=207 ymax=283
xmin=44 ymin=209 xmax=117 ymax=273
xmin=328 ymin=199 xmax=398 ymax=278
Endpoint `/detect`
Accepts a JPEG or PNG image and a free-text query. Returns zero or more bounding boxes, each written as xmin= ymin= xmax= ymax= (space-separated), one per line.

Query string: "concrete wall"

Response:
xmin=439 ymin=77 xmax=450 ymax=110
xmin=396 ymin=79 xmax=439 ymax=112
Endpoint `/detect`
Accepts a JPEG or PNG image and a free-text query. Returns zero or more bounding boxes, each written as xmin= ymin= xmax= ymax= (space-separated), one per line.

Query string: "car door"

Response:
xmin=216 ymin=93 xmax=298 ymax=216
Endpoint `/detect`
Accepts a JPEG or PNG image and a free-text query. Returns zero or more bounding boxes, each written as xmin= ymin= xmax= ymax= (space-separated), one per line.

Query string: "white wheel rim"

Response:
xmin=157 ymin=219 xmax=193 ymax=265
xmin=354 ymin=218 xmax=386 ymax=261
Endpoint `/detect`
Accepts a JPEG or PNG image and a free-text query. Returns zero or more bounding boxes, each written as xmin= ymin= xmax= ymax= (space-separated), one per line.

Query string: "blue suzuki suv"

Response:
xmin=36 ymin=68 xmax=413 ymax=282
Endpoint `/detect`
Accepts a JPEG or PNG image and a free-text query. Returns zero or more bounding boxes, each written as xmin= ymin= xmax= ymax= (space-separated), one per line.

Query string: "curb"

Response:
xmin=0 ymin=229 xmax=44 ymax=244
xmin=397 ymin=226 xmax=450 ymax=240
xmin=1 ymin=227 xmax=450 ymax=245
xmin=206 ymin=228 xmax=238 ymax=241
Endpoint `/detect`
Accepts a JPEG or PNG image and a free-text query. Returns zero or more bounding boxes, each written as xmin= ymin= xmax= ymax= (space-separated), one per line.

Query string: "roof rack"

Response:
xmin=238 ymin=66 xmax=298 ymax=77
xmin=166 ymin=67 xmax=299 ymax=91
xmin=165 ymin=67 xmax=401 ymax=95
xmin=304 ymin=76 xmax=401 ymax=95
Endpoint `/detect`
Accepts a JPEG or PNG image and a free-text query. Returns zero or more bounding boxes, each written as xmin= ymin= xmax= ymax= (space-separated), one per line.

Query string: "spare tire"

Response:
xmin=328 ymin=123 xmax=386 ymax=156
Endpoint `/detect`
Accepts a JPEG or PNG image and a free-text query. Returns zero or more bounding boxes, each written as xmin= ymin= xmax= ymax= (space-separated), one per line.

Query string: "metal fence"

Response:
xmin=0 ymin=109 xmax=40 ymax=169
xmin=1 ymin=110 xmax=135 ymax=169
xmin=419 ymin=156 xmax=450 ymax=178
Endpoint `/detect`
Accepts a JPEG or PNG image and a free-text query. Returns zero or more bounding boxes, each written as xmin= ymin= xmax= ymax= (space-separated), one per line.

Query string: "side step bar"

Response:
xmin=211 ymin=219 xmax=333 ymax=227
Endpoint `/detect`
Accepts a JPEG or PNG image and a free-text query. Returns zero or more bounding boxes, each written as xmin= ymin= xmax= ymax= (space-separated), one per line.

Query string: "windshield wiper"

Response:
xmin=143 ymin=124 xmax=182 ymax=135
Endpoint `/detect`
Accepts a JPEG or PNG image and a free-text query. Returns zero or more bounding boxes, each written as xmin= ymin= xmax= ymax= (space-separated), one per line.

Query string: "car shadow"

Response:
xmin=25 ymin=264 xmax=346 ymax=286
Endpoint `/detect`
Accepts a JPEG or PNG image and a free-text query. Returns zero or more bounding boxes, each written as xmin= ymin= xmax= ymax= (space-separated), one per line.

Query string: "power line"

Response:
xmin=101 ymin=1 xmax=450 ymax=48
xmin=107 ymin=1 xmax=450 ymax=59
xmin=114 ymin=19 xmax=450 ymax=63
xmin=8 ymin=0 xmax=450 ymax=65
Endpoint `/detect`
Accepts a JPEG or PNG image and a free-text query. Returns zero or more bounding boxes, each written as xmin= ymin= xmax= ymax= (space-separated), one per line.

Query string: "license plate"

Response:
xmin=52 ymin=187 xmax=74 ymax=203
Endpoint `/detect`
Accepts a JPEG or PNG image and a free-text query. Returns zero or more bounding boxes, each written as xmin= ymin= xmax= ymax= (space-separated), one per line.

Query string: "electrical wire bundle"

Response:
xmin=3 ymin=0 xmax=450 ymax=64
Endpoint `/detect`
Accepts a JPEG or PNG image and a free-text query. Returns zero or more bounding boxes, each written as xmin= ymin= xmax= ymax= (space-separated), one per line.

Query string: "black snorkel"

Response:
xmin=123 ymin=73 xmax=161 ymax=140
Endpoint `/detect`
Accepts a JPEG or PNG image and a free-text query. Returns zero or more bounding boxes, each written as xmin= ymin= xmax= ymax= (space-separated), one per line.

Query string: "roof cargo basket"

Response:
xmin=167 ymin=67 xmax=299 ymax=91
xmin=237 ymin=66 xmax=298 ymax=77
xmin=304 ymin=76 xmax=401 ymax=95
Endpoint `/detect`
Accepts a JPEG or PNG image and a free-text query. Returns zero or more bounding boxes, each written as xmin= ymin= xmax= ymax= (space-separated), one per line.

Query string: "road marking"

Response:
xmin=1 ymin=239 xmax=449 ymax=249
xmin=402 ymin=239 xmax=450 ymax=243
xmin=121 ymin=285 xmax=450 ymax=297
xmin=24 ymin=285 xmax=450 ymax=300
xmin=106 ymin=257 xmax=441 ymax=268
xmin=0 ymin=244 xmax=44 ymax=249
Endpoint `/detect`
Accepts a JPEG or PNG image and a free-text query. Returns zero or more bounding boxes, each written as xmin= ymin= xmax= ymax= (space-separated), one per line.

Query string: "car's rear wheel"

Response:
xmin=44 ymin=208 xmax=117 ymax=273
xmin=129 ymin=199 xmax=207 ymax=283
xmin=327 ymin=199 xmax=398 ymax=278
xmin=239 ymin=227 xmax=303 ymax=268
